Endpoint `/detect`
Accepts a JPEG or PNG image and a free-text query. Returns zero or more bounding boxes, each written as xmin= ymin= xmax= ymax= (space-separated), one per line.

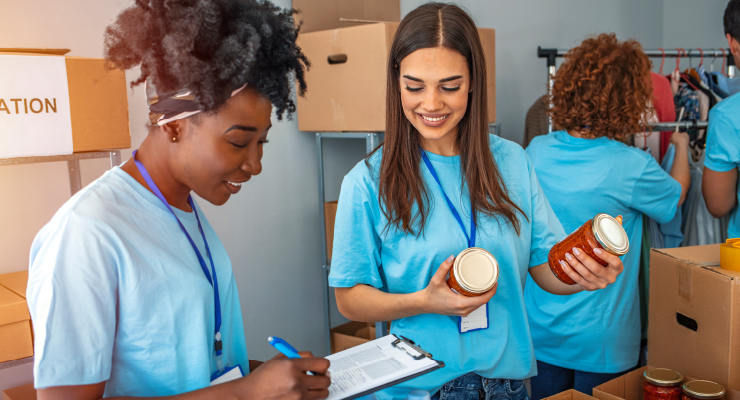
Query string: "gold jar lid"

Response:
xmin=644 ymin=368 xmax=684 ymax=387
xmin=592 ymin=213 xmax=629 ymax=255
xmin=682 ymin=380 xmax=726 ymax=399
xmin=453 ymin=247 xmax=498 ymax=294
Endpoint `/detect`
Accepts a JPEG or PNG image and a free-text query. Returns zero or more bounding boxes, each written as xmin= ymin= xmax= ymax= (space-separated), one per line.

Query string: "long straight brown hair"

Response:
xmin=373 ymin=2 xmax=526 ymax=236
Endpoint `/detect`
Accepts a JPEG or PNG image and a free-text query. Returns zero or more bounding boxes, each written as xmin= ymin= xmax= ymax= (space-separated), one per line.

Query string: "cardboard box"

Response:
xmin=2 ymin=383 xmax=36 ymax=400
xmin=593 ymin=366 xmax=740 ymax=400
xmin=648 ymin=245 xmax=740 ymax=396
xmin=293 ymin=0 xmax=400 ymax=34
xmin=546 ymin=389 xmax=598 ymax=400
xmin=296 ymin=23 xmax=496 ymax=132
xmin=0 ymin=271 xmax=28 ymax=299
xmin=330 ymin=321 xmax=376 ymax=354
xmin=325 ymin=201 xmax=338 ymax=261
xmin=0 ymin=48 xmax=131 ymax=153
xmin=0 ymin=285 xmax=33 ymax=364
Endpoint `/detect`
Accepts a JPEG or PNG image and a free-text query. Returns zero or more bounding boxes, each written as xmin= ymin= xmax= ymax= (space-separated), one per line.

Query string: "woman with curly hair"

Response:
xmin=524 ymin=33 xmax=690 ymax=399
xmin=330 ymin=5 xmax=625 ymax=400
xmin=26 ymin=1 xmax=330 ymax=399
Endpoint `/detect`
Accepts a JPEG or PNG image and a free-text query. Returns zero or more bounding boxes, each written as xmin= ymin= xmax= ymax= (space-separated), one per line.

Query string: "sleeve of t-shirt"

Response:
xmin=27 ymin=212 xmax=120 ymax=388
xmin=526 ymin=155 xmax=567 ymax=268
xmin=327 ymin=175 xmax=383 ymax=289
xmin=705 ymin=111 xmax=740 ymax=173
xmin=629 ymin=156 xmax=681 ymax=224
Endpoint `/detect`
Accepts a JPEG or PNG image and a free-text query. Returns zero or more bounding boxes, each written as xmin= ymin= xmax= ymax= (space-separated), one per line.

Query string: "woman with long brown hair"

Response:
xmin=329 ymin=3 xmax=625 ymax=400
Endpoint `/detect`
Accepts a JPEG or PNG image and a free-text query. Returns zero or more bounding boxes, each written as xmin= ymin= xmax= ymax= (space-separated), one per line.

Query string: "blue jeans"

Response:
xmin=530 ymin=361 xmax=628 ymax=400
xmin=431 ymin=372 xmax=529 ymax=400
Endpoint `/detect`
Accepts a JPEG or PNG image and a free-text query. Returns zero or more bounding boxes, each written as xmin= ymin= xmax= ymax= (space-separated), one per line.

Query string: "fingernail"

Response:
xmin=572 ymin=248 xmax=581 ymax=256
xmin=565 ymin=253 xmax=573 ymax=261
xmin=560 ymin=260 xmax=568 ymax=269
xmin=447 ymin=255 xmax=454 ymax=263
xmin=594 ymin=248 xmax=603 ymax=255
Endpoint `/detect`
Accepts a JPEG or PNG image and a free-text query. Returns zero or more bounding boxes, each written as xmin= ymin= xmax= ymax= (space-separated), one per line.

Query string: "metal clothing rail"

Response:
xmin=650 ymin=120 xmax=708 ymax=132
xmin=538 ymin=46 xmax=736 ymax=132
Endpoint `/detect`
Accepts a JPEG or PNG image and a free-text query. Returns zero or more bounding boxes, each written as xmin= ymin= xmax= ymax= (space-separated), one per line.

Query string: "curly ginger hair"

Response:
xmin=549 ymin=33 xmax=653 ymax=140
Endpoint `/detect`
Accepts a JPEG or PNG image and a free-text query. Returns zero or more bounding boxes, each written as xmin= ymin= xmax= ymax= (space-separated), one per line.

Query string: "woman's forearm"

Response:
xmin=670 ymin=143 xmax=691 ymax=206
xmin=334 ymin=285 xmax=427 ymax=322
xmin=529 ymin=263 xmax=583 ymax=295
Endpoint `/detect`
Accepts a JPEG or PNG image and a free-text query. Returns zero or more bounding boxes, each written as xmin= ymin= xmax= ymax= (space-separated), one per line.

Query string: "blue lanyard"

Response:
xmin=132 ymin=150 xmax=224 ymax=361
xmin=421 ymin=150 xmax=476 ymax=248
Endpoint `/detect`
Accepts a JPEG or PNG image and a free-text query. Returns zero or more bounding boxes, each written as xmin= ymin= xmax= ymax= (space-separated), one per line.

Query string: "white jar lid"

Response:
xmin=592 ymin=214 xmax=629 ymax=255
xmin=454 ymin=247 xmax=499 ymax=293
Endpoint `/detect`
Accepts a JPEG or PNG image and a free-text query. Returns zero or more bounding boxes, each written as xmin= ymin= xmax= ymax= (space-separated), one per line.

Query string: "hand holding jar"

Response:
xmin=549 ymin=214 xmax=628 ymax=291
xmin=419 ymin=254 xmax=497 ymax=317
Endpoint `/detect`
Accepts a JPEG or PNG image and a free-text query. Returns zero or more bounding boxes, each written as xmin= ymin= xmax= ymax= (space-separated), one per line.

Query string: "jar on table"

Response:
xmin=446 ymin=247 xmax=499 ymax=297
xmin=682 ymin=380 xmax=725 ymax=400
xmin=548 ymin=213 xmax=629 ymax=285
xmin=643 ymin=368 xmax=684 ymax=400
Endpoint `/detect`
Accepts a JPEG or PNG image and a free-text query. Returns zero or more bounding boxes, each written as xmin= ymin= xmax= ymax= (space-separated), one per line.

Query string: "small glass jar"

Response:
xmin=446 ymin=247 xmax=499 ymax=297
xmin=643 ymin=368 xmax=684 ymax=400
xmin=548 ymin=213 xmax=629 ymax=285
xmin=682 ymin=380 xmax=725 ymax=400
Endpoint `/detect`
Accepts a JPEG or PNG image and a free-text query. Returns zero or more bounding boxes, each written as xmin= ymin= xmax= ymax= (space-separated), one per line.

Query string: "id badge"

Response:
xmin=458 ymin=303 xmax=488 ymax=333
xmin=210 ymin=365 xmax=245 ymax=386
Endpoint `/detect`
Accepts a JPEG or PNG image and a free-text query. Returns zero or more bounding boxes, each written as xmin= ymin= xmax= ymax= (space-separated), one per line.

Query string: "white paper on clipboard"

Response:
xmin=325 ymin=335 xmax=443 ymax=400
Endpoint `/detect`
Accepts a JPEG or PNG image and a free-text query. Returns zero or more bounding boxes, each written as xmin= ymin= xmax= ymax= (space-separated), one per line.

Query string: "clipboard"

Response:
xmin=325 ymin=334 xmax=444 ymax=400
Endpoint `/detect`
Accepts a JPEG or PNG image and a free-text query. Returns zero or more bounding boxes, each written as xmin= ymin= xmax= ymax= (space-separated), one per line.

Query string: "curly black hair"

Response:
xmin=104 ymin=0 xmax=309 ymax=119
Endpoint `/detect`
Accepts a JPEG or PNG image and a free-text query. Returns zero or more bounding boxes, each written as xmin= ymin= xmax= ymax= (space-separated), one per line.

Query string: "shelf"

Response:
xmin=0 ymin=151 xmax=121 ymax=167
xmin=0 ymin=356 xmax=33 ymax=371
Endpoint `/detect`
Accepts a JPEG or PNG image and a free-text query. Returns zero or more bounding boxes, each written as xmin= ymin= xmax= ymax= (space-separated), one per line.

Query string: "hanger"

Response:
xmin=698 ymin=48 xmax=704 ymax=68
xmin=721 ymin=48 xmax=728 ymax=77
xmin=659 ymin=48 xmax=666 ymax=75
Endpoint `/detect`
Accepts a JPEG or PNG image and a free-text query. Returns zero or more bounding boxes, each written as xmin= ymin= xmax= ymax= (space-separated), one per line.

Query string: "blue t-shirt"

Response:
xmin=524 ymin=130 xmax=681 ymax=373
xmin=705 ymin=91 xmax=740 ymax=239
xmin=27 ymin=167 xmax=249 ymax=396
xmin=328 ymin=135 xmax=566 ymax=399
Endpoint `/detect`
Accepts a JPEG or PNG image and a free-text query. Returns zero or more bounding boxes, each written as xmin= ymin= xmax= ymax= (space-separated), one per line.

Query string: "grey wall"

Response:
xmin=0 ymin=0 xmax=731 ymax=371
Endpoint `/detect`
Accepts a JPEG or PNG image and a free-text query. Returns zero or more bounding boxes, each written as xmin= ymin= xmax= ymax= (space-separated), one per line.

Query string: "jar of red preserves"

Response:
xmin=548 ymin=213 xmax=629 ymax=285
xmin=682 ymin=381 xmax=725 ymax=400
xmin=643 ymin=368 xmax=684 ymax=400
xmin=446 ymin=247 xmax=499 ymax=297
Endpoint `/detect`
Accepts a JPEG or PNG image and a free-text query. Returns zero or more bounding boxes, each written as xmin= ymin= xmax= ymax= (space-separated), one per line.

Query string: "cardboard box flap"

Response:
xmin=0 ymin=48 xmax=70 ymax=56
xmin=0 ymin=286 xmax=29 ymax=326
xmin=653 ymin=245 xmax=721 ymax=266
xmin=2 ymin=382 xmax=36 ymax=400
xmin=0 ymin=271 xmax=28 ymax=299
xmin=546 ymin=389 xmax=597 ymax=400
xmin=653 ymin=246 xmax=740 ymax=279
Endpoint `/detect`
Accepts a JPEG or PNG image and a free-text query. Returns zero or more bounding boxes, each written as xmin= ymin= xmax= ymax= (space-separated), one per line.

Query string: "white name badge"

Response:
xmin=0 ymin=55 xmax=74 ymax=158
xmin=210 ymin=365 xmax=245 ymax=386
xmin=459 ymin=303 xmax=489 ymax=333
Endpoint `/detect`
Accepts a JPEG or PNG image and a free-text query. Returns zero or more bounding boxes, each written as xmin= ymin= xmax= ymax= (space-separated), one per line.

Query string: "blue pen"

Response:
xmin=268 ymin=336 xmax=302 ymax=358
xmin=268 ymin=336 xmax=316 ymax=375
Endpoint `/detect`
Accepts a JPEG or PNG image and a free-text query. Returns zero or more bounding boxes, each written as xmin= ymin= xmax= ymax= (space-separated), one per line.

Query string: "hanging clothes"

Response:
xmin=659 ymin=144 xmax=684 ymax=248
xmin=681 ymin=152 xmax=730 ymax=246
xmin=713 ymin=71 xmax=740 ymax=96
xmin=653 ymin=72 xmax=677 ymax=162
xmin=674 ymin=83 xmax=701 ymax=121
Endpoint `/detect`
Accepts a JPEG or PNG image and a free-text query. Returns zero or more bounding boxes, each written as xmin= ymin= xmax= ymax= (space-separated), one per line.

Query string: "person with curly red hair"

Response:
xmin=523 ymin=33 xmax=691 ymax=398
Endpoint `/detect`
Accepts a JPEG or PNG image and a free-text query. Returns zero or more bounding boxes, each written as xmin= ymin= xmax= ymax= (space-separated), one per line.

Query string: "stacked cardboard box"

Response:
xmin=0 ymin=274 xmax=32 ymax=364
xmin=547 ymin=390 xmax=599 ymax=400
xmin=0 ymin=48 xmax=130 ymax=154
xmin=2 ymin=383 xmax=35 ymax=400
xmin=293 ymin=0 xmax=400 ymax=34
xmin=331 ymin=321 xmax=376 ymax=354
xmin=647 ymin=245 xmax=740 ymax=400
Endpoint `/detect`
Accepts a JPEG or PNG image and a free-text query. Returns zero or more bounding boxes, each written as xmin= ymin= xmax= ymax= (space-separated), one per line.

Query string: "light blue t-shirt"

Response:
xmin=27 ymin=166 xmax=249 ymax=396
xmin=328 ymin=135 xmax=566 ymax=399
xmin=705 ymin=91 xmax=740 ymax=239
xmin=524 ymin=130 xmax=681 ymax=373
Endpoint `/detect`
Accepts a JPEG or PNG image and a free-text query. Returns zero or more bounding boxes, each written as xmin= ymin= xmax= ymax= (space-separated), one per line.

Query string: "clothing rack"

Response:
xmin=650 ymin=120 xmax=708 ymax=132
xmin=538 ymin=47 xmax=737 ymax=132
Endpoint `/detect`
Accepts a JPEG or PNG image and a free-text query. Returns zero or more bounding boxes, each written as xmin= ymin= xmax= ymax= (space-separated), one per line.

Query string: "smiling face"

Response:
xmin=399 ymin=46 xmax=471 ymax=153
xmin=173 ymin=87 xmax=273 ymax=206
